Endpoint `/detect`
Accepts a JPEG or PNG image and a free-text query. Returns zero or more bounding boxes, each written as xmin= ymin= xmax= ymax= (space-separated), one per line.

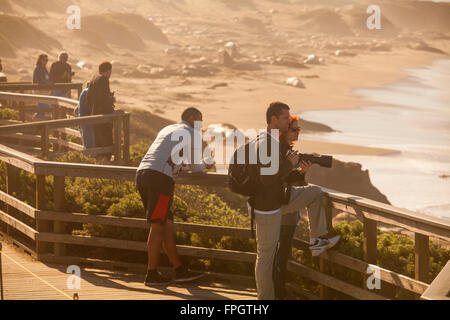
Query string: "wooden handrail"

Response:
xmin=0 ymin=143 xmax=448 ymax=239
xmin=0 ymin=83 xmax=82 ymax=91
xmin=0 ymin=83 xmax=83 ymax=99
xmin=0 ymin=91 xmax=76 ymax=109
xmin=0 ymin=113 xmax=126 ymax=134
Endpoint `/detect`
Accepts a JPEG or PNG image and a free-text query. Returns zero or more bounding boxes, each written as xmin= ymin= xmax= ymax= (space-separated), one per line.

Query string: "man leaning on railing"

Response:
xmin=136 ymin=107 xmax=214 ymax=286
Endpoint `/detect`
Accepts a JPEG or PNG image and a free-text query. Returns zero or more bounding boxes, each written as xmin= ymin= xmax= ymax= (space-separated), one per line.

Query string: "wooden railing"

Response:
xmin=0 ymin=83 xmax=83 ymax=100
xmin=0 ymin=143 xmax=448 ymax=300
xmin=0 ymin=91 xmax=130 ymax=164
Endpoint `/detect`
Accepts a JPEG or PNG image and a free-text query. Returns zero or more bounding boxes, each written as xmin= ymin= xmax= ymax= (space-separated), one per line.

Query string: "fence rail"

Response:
xmin=0 ymin=83 xmax=83 ymax=100
xmin=0 ymin=91 xmax=130 ymax=164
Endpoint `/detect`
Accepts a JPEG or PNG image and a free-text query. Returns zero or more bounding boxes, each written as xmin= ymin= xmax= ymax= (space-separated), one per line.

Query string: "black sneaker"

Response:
xmin=144 ymin=270 xmax=172 ymax=286
xmin=174 ymin=266 xmax=205 ymax=283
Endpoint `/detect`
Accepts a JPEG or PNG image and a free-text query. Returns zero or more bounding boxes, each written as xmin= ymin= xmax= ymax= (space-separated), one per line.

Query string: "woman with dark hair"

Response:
xmin=33 ymin=54 xmax=50 ymax=84
xmin=273 ymin=116 xmax=340 ymax=299
xmin=32 ymin=54 xmax=51 ymax=120
xmin=273 ymin=116 xmax=309 ymax=299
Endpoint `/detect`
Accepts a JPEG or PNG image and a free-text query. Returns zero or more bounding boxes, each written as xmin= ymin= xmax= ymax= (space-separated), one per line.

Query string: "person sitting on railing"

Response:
xmin=49 ymin=51 xmax=74 ymax=98
xmin=87 ymin=61 xmax=115 ymax=161
xmin=32 ymin=54 xmax=51 ymax=121
xmin=273 ymin=116 xmax=340 ymax=300
xmin=78 ymin=83 xmax=95 ymax=149
xmin=136 ymin=107 xmax=215 ymax=286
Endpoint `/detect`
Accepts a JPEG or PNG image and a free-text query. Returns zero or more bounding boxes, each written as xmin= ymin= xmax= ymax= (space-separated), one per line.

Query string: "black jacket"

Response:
xmin=251 ymin=132 xmax=294 ymax=212
xmin=49 ymin=61 xmax=72 ymax=83
xmin=281 ymin=144 xmax=306 ymax=186
xmin=87 ymin=75 xmax=114 ymax=115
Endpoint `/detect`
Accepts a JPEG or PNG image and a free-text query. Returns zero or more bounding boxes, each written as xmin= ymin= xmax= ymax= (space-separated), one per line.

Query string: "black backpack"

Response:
xmin=228 ymin=140 xmax=259 ymax=238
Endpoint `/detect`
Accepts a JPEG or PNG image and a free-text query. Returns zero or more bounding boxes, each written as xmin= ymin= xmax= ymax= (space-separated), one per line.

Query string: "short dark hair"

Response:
xmin=99 ymin=61 xmax=112 ymax=73
xmin=36 ymin=54 xmax=48 ymax=65
xmin=181 ymin=107 xmax=202 ymax=121
xmin=266 ymin=101 xmax=290 ymax=125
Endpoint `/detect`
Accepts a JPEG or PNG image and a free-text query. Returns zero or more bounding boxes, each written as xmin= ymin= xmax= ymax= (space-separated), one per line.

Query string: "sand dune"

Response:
xmin=382 ymin=0 xmax=450 ymax=32
xmin=9 ymin=0 xmax=71 ymax=13
xmin=106 ymin=13 xmax=170 ymax=44
xmin=75 ymin=13 xmax=169 ymax=52
xmin=80 ymin=14 xmax=146 ymax=51
xmin=297 ymin=8 xmax=353 ymax=36
xmin=343 ymin=5 xmax=398 ymax=37
xmin=0 ymin=14 xmax=61 ymax=57
xmin=0 ymin=0 xmax=13 ymax=14
xmin=240 ymin=16 xmax=267 ymax=35
xmin=218 ymin=0 xmax=255 ymax=10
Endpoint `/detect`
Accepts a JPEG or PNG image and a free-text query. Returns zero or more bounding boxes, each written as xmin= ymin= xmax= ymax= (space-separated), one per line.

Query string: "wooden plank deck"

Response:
xmin=0 ymin=242 xmax=257 ymax=300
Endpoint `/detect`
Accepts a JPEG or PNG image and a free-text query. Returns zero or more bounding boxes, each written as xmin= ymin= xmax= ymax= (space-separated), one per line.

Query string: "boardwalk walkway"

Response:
xmin=0 ymin=242 xmax=257 ymax=300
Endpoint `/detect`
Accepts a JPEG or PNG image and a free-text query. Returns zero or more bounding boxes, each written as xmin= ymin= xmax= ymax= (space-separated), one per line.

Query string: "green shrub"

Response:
xmin=0 ymin=108 xmax=20 ymax=120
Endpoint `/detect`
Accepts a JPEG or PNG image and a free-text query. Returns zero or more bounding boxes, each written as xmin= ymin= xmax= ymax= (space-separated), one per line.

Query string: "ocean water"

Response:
xmin=298 ymin=59 xmax=450 ymax=221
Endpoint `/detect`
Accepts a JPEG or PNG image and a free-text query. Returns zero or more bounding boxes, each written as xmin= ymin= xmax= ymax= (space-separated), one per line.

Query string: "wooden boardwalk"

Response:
xmin=0 ymin=242 xmax=257 ymax=300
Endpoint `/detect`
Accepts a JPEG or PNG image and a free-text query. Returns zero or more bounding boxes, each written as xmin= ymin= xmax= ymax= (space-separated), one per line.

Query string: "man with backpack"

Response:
xmin=229 ymin=102 xmax=299 ymax=300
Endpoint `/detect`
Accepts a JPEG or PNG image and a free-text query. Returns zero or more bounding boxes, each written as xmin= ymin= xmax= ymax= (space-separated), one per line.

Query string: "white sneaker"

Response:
xmin=310 ymin=235 xmax=341 ymax=257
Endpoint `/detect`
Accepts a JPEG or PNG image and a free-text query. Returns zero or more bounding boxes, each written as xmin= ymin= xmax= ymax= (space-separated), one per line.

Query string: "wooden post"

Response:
xmin=19 ymin=101 xmax=26 ymax=123
xmin=114 ymin=116 xmax=122 ymax=165
xmin=319 ymin=257 xmax=331 ymax=299
xmin=6 ymin=164 xmax=18 ymax=237
xmin=122 ymin=113 xmax=130 ymax=165
xmin=319 ymin=198 xmax=333 ymax=299
xmin=415 ymin=233 xmax=429 ymax=284
xmin=36 ymin=175 xmax=53 ymax=259
xmin=363 ymin=217 xmax=377 ymax=264
xmin=363 ymin=217 xmax=377 ymax=293
xmin=52 ymin=105 xmax=60 ymax=152
xmin=60 ymin=110 xmax=67 ymax=152
xmin=77 ymin=84 xmax=82 ymax=99
xmin=53 ymin=176 xmax=66 ymax=257
xmin=40 ymin=125 xmax=49 ymax=159
xmin=0 ymin=242 xmax=3 ymax=300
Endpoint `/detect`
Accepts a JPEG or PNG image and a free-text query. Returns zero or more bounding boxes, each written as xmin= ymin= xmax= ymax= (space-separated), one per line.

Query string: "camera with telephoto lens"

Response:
xmin=288 ymin=150 xmax=333 ymax=168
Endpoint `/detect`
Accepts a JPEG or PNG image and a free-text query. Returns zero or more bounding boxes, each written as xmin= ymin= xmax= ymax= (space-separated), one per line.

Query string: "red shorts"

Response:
xmin=136 ymin=169 xmax=174 ymax=224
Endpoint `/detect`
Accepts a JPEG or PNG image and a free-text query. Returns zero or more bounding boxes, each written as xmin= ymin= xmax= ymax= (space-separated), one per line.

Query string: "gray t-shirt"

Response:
xmin=137 ymin=121 xmax=207 ymax=180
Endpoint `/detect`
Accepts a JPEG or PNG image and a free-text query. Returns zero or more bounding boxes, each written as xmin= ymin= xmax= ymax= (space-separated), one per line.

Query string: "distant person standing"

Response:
xmin=78 ymin=83 xmax=95 ymax=149
xmin=49 ymin=52 xmax=73 ymax=97
xmin=87 ymin=61 xmax=115 ymax=161
xmin=32 ymin=54 xmax=51 ymax=120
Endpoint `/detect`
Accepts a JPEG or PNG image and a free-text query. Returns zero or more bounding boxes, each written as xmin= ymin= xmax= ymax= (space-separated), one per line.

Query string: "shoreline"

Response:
xmin=189 ymin=46 xmax=450 ymax=157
